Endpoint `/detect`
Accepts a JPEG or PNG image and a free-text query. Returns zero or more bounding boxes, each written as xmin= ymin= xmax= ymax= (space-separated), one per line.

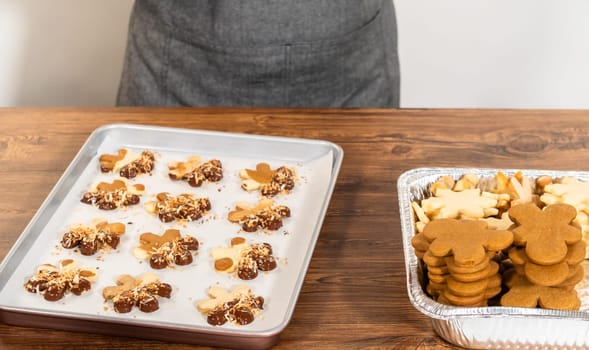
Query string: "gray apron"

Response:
xmin=116 ymin=0 xmax=400 ymax=107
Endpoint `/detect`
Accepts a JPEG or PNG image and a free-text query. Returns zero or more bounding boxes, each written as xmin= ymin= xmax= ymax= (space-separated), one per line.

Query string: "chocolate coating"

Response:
xmin=149 ymin=254 xmax=168 ymax=269
xmin=138 ymin=295 xmax=159 ymax=313
xmin=70 ymin=278 xmax=91 ymax=295
xmin=207 ymin=309 xmax=228 ymax=326
xmin=44 ymin=284 xmax=66 ymax=301
xmin=113 ymin=294 xmax=134 ymax=313
xmin=157 ymin=283 xmax=172 ymax=298
xmin=79 ymin=240 xmax=98 ymax=256
xmin=232 ymin=307 xmax=255 ymax=325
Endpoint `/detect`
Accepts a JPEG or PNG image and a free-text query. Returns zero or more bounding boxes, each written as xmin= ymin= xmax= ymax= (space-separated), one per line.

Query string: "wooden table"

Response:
xmin=1 ymin=108 xmax=588 ymax=349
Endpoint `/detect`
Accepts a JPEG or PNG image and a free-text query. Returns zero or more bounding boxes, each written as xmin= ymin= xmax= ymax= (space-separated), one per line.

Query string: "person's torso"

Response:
xmin=140 ymin=0 xmax=385 ymax=46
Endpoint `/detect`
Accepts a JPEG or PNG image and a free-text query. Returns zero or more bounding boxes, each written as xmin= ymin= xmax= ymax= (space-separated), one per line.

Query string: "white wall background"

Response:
xmin=395 ymin=0 xmax=589 ymax=108
xmin=0 ymin=0 xmax=587 ymax=108
xmin=0 ymin=0 xmax=133 ymax=106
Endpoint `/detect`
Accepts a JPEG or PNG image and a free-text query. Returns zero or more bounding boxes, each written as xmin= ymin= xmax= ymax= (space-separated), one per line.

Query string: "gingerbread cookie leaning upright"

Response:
xmin=540 ymin=176 xmax=589 ymax=258
xmin=478 ymin=171 xmax=540 ymax=210
xmin=240 ymin=162 xmax=296 ymax=197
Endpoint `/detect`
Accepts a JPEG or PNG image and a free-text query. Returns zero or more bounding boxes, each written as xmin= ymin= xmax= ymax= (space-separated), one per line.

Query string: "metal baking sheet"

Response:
xmin=398 ymin=167 xmax=589 ymax=349
xmin=0 ymin=123 xmax=343 ymax=349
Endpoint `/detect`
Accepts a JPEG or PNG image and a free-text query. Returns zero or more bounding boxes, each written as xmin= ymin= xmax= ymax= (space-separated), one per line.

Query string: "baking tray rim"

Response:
xmin=95 ymin=122 xmax=345 ymax=156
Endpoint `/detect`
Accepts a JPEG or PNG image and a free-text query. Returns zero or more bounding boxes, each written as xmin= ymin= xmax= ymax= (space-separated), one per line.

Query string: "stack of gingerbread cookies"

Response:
xmin=410 ymin=172 xmax=589 ymax=311
xmin=412 ymin=218 xmax=513 ymax=307
xmin=500 ymin=203 xmax=585 ymax=310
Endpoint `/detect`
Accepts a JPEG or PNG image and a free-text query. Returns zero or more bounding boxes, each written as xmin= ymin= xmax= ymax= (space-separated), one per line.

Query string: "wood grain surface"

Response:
xmin=1 ymin=107 xmax=588 ymax=349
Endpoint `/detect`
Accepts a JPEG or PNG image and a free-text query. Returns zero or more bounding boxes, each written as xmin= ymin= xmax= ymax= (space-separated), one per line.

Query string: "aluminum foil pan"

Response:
xmin=398 ymin=167 xmax=589 ymax=349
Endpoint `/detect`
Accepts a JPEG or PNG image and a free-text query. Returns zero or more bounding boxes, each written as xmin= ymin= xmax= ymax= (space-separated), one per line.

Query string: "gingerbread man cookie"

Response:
xmin=211 ymin=237 xmax=277 ymax=280
xmin=134 ymin=229 xmax=199 ymax=269
xmin=196 ymin=285 xmax=264 ymax=326
xmin=508 ymin=248 xmax=570 ymax=287
xmin=509 ymin=203 xmax=582 ymax=265
xmin=540 ymin=176 xmax=589 ymax=257
xmin=411 ymin=231 xmax=431 ymax=259
xmin=500 ymin=273 xmax=581 ymax=310
xmin=240 ymin=163 xmax=296 ymax=197
xmin=61 ymin=219 xmax=125 ymax=255
xmin=450 ymin=260 xmax=500 ymax=283
xmin=81 ymin=178 xmax=144 ymax=210
xmin=559 ymin=264 xmax=585 ymax=290
xmin=102 ymin=272 xmax=172 ymax=313
xmin=423 ymin=219 xmax=513 ymax=266
xmin=508 ymin=239 xmax=585 ymax=288
xmin=228 ymin=199 xmax=291 ymax=232
xmin=24 ymin=259 xmax=97 ymax=302
xmin=445 ymin=252 xmax=496 ymax=275
xmin=99 ymin=148 xmax=155 ymax=179
xmin=168 ymin=156 xmax=223 ymax=187
xmin=145 ymin=192 xmax=211 ymax=223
